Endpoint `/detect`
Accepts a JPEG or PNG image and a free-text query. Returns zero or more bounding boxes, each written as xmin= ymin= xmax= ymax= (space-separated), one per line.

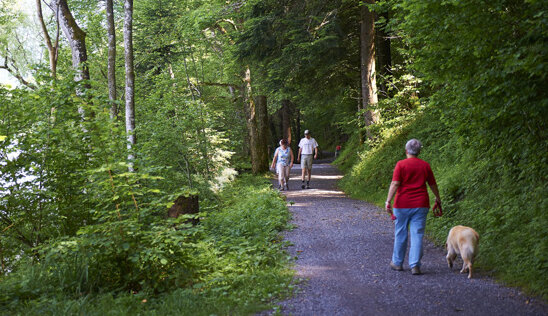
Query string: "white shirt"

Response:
xmin=299 ymin=137 xmax=318 ymax=155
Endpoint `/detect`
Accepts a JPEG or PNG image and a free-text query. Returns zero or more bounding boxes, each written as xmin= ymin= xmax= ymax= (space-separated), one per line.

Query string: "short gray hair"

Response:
xmin=405 ymin=139 xmax=422 ymax=155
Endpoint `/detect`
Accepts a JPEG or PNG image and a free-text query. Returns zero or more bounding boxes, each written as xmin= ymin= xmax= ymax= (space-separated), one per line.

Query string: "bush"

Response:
xmin=0 ymin=175 xmax=293 ymax=314
xmin=338 ymin=109 xmax=548 ymax=299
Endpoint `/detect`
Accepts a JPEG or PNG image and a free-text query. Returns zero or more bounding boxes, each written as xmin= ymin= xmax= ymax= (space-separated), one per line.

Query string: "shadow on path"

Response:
xmin=269 ymin=163 xmax=547 ymax=316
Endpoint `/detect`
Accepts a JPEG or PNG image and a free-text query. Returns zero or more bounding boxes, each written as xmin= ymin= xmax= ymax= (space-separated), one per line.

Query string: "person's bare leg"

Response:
xmin=305 ymin=168 xmax=312 ymax=188
xmin=301 ymin=168 xmax=307 ymax=189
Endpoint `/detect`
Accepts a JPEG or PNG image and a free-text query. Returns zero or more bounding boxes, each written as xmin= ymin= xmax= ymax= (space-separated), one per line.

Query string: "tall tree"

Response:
xmin=243 ymin=67 xmax=268 ymax=174
xmin=53 ymin=0 xmax=89 ymax=83
xmin=106 ymin=0 xmax=117 ymax=118
xmin=36 ymin=0 xmax=60 ymax=78
xmin=281 ymin=99 xmax=292 ymax=145
xmin=255 ymin=95 xmax=269 ymax=172
xmin=243 ymin=66 xmax=259 ymax=173
xmin=360 ymin=0 xmax=379 ymax=132
xmin=375 ymin=12 xmax=391 ymax=97
xmin=124 ymin=0 xmax=136 ymax=167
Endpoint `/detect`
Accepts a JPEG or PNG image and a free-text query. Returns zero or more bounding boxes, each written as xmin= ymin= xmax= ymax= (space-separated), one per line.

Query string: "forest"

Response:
xmin=0 ymin=0 xmax=546 ymax=313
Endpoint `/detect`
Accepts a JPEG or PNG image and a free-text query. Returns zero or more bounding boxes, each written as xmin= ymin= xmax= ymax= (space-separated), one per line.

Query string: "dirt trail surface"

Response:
xmin=271 ymin=163 xmax=547 ymax=316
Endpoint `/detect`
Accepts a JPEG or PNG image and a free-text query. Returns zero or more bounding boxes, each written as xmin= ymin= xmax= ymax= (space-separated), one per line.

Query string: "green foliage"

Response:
xmin=234 ymin=0 xmax=361 ymax=146
xmin=336 ymin=0 xmax=548 ymax=298
xmin=0 ymin=78 xmax=105 ymax=269
xmin=339 ymin=109 xmax=548 ymax=299
xmin=0 ymin=175 xmax=293 ymax=314
xmin=392 ymin=0 xmax=548 ymax=179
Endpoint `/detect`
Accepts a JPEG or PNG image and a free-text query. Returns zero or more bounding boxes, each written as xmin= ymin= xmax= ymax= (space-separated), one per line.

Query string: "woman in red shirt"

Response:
xmin=385 ymin=139 xmax=442 ymax=275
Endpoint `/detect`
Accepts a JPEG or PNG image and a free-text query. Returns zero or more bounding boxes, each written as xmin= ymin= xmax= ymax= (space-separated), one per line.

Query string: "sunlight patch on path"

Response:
xmin=284 ymin=189 xmax=345 ymax=199
xmin=297 ymin=265 xmax=336 ymax=278
xmin=307 ymin=175 xmax=343 ymax=180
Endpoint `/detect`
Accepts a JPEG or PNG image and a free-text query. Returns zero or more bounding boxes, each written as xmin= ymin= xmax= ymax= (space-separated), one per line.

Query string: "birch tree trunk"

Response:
xmin=106 ymin=0 xmax=117 ymax=118
xmin=124 ymin=0 xmax=136 ymax=167
xmin=360 ymin=0 xmax=379 ymax=133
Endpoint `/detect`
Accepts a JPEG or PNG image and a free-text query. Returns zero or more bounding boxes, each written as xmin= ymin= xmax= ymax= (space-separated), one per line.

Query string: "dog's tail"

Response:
xmin=462 ymin=246 xmax=475 ymax=262
xmin=473 ymin=230 xmax=480 ymax=243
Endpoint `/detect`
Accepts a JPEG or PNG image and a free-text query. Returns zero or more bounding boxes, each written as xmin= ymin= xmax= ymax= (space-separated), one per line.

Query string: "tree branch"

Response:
xmin=0 ymin=55 xmax=36 ymax=89
xmin=198 ymin=81 xmax=239 ymax=88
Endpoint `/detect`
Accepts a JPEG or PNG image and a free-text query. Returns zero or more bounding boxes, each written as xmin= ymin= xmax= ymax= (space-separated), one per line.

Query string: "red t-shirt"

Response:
xmin=392 ymin=157 xmax=436 ymax=208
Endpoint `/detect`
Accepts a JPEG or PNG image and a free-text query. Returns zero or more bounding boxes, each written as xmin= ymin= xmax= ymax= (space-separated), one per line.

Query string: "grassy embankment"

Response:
xmin=0 ymin=175 xmax=294 ymax=315
xmin=335 ymin=110 xmax=547 ymax=300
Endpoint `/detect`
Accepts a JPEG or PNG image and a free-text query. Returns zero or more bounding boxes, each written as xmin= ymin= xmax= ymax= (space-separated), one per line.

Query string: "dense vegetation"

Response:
xmin=0 ymin=175 xmax=293 ymax=314
xmin=337 ymin=0 xmax=547 ymax=299
xmin=0 ymin=0 xmax=546 ymax=312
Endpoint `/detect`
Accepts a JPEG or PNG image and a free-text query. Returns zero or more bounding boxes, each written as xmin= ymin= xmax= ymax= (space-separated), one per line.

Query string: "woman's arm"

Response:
xmin=290 ymin=149 xmax=294 ymax=168
xmin=428 ymin=182 xmax=442 ymax=203
xmin=385 ymin=181 xmax=400 ymax=213
xmin=271 ymin=150 xmax=278 ymax=169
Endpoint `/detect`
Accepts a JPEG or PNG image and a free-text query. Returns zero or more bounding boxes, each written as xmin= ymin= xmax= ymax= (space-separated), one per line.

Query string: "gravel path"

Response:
xmin=271 ymin=163 xmax=547 ymax=316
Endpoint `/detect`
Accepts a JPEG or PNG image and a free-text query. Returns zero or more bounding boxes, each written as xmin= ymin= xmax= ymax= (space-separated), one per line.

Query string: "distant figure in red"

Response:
xmin=335 ymin=145 xmax=341 ymax=158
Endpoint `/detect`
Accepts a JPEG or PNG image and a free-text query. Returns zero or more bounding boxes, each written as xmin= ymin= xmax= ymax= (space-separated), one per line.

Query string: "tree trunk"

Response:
xmin=106 ymin=0 xmax=117 ymax=118
xmin=296 ymin=107 xmax=301 ymax=142
xmin=281 ymin=99 xmax=292 ymax=145
xmin=255 ymin=95 xmax=269 ymax=173
xmin=360 ymin=0 xmax=379 ymax=133
xmin=376 ymin=12 xmax=391 ymax=98
xmin=240 ymin=84 xmax=250 ymax=157
xmin=124 ymin=0 xmax=136 ymax=168
xmin=243 ymin=67 xmax=260 ymax=174
xmin=53 ymin=0 xmax=89 ymax=83
xmin=36 ymin=0 xmax=59 ymax=78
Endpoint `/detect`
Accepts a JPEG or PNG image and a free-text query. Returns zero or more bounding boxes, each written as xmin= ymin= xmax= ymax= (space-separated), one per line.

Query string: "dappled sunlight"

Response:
xmin=291 ymin=163 xmax=334 ymax=171
xmin=286 ymin=201 xmax=313 ymax=207
xmin=310 ymin=174 xmax=343 ymax=180
xmin=281 ymin=188 xmax=345 ymax=200
xmin=305 ymin=189 xmax=345 ymax=196
xmin=297 ymin=265 xmax=336 ymax=278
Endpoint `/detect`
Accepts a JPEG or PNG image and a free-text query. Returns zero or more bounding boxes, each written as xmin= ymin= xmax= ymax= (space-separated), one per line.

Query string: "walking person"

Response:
xmin=271 ymin=139 xmax=294 ymax=190
xmin=297 ymin=130 xmax=319 ymax=189
xmin=385 ymin=139 xmax=442 ymax=275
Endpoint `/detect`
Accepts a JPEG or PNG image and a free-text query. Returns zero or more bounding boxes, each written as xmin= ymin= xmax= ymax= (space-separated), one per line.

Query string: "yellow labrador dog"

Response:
xmin=446 ymin=225 xmax=479 ymax=279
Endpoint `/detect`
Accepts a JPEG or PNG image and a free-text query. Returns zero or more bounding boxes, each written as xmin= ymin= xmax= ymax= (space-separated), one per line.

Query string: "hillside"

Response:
xmin=336 ymin=109 xmax=548 ymax=299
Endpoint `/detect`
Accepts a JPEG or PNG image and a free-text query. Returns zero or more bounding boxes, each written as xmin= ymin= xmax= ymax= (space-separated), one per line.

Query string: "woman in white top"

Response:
xmin=271 ymin=139 xmax=294 ymax=190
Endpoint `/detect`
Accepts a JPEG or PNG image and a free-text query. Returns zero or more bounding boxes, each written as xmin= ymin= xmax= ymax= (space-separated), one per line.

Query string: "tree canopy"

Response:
xmin=0 ymin=0 xmax=546 ymax=311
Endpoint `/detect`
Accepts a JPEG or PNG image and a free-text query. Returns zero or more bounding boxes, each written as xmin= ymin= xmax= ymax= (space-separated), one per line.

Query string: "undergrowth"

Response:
xmin=336 ymin=110 xmax=548 ymax=300
xmin=0 ymin=175 xmax=294 ymax=315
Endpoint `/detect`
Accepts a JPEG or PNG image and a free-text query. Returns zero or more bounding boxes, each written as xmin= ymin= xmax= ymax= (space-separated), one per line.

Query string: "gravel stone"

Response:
xmin=270 ymin=163 xmax=547 ymax=316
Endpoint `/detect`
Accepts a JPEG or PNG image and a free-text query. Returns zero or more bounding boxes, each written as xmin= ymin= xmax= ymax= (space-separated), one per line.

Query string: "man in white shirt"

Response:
xmin=297 ymin=130 xmax=319 ymax=189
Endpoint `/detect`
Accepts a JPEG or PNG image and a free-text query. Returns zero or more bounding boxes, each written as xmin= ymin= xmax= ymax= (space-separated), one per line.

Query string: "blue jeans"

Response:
xmin=392 ymin=208 xmax=429 ymax=268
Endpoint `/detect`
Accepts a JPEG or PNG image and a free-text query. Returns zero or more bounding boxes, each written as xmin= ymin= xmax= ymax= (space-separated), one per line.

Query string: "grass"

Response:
xmin=335 ymin=110 xmax=548 ymax=300
xmin=0 ymin=175 xmax=295 ymax=315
